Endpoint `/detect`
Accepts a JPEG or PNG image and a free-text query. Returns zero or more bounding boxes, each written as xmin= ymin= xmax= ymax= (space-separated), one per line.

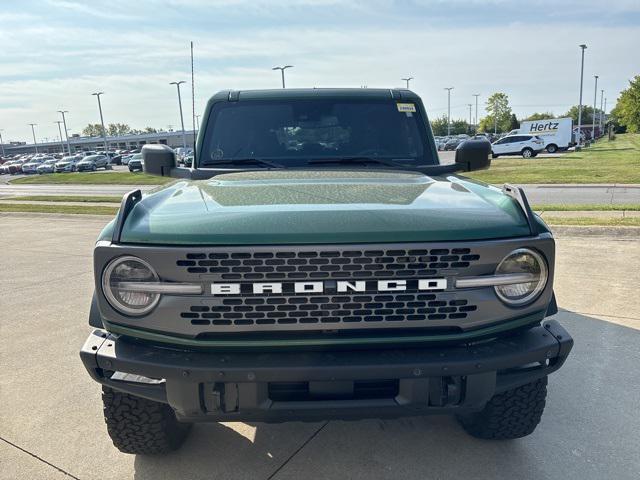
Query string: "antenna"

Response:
xmin=191 ymin=41 xmax=197 ymax=169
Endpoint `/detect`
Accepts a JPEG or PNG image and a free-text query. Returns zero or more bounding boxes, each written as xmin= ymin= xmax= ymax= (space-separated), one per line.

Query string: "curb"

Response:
xmin=0 ymin=212 xmax=112 ymax=221
xmin=550 ymin=225 xmax=640 ymax=238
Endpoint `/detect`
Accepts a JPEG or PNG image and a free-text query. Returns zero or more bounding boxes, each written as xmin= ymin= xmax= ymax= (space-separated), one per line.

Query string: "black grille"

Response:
xmin=181 ymin=292 xmax=477 ymax=327
xmin=176 ymin=248 xmax=480 ymax=281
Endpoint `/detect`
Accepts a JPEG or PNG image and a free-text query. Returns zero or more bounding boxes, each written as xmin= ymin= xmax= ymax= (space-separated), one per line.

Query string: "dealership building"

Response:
xmin=1 ymin=130 xmax=197 ymax=156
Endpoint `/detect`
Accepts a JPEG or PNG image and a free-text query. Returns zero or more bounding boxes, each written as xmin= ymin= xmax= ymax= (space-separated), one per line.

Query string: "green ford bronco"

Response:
xmin=81 ymin=88 xmax=573 ymax=454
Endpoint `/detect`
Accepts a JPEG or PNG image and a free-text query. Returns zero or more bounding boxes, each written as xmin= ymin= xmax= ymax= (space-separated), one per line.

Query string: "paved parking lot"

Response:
xmin=0 ymin=214 xmax=639 ymax=480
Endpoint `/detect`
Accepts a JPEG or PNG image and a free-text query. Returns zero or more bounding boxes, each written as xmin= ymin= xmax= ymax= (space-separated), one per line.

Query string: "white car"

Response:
xmin=491 ymin=134 xmax=545 ymax=159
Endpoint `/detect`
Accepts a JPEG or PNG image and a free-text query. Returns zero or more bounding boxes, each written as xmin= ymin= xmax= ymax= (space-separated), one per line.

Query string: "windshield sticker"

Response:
xmin=397 ymin=103 xmax=416 ymax=113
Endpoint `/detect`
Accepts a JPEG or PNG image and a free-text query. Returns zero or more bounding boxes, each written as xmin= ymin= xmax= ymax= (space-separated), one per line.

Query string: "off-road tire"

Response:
xmin=102 ymin=387 xmax=192 ymax=454
xmin=456 ymin=376 xmax=547 ymax=440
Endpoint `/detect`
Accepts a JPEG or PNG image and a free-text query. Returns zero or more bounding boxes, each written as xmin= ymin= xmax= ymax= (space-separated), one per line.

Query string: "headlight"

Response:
xmin=102 ymin=256 xmax=160 ymax=316
xmin=494 ymin=248 xmax=548 ymax=306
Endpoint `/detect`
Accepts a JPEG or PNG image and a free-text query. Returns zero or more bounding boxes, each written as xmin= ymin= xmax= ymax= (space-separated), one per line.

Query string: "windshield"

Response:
xmin=200 ymin=99 xmax=436 ymax=168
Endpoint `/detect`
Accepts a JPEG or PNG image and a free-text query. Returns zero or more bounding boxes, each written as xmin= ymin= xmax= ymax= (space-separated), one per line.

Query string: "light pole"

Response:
xmin=29 ymin=123 xmax=38 ymax=153
xmin=0 ymin=129 xmax=5 ymax=157
xmin=577 ymin=44 xmax=587 ymax=148
xmin=444 ymin=87 xmax=454 ymax=136
xmin=91 ymin=92 xmax=108 ymax=152
xmin=472 ymin=94 xmax=480 ymax=133
xmin=401 ymin=77 xmax=413 ymax=89
xmin=170 ymin=81 xmax=187 ymax=150
xmin=54 ymin=121 xmax=65 ymax=153
xmin=592 ymin=75 xmax=598 ymax=141
xmin=467 ymin=104 xmax=473 ymax=133
xmin=599 ymin=89 xmax=604 ymax=133
xmin=195 ymin=114 xmax=201 ymax=131
xmin=57 ymin=110 xmax=71 ymax=154
xmin=272 ymin=65 xmax=293 ymax=88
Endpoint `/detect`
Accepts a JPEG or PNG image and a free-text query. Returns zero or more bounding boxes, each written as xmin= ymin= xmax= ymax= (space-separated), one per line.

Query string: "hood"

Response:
xmin=108 ymin=170 xmax=533 ymax=245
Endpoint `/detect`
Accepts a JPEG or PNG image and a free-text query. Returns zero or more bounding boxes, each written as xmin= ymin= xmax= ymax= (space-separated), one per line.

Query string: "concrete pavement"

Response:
xmin=0 ymin=215 xmax=639 ymax=480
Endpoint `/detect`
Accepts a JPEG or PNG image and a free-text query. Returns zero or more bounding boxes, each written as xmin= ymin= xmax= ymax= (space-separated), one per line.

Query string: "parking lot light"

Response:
xmin=577 ymin=44 xmax=587 ymax=149
xmin=592 ymin=75 xmax=598 ymax=141
xmin=57 ymin=110 xmax=71 ymax=154
xmin=444 ymin=87 xmax=454 ymax=136
xmin=401 ymin=77 xmax=413 ymax=89
xmin=0 ymin=129 xmax=5 ymax=156
xmin=54 ymin=121 xmax=65 ymax=154
xmin=272 ymin=65 xmax=293 ymax=88
xmin=28 ymin=123 xmax=38 ymax=153
xmin=472 ymin=94 xmax=480 ymax=133
xmin=91 ymin=93 xmax=108 ymax=152
xmin=170 ymin=81 xmax=188 ymax=150
xmin=599 ymin=89 xmax=604 ymax=133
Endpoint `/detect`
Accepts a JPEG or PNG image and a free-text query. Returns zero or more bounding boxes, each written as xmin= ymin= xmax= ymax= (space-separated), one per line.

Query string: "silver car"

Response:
xmin=37 ymin=158 xmax=59 ymax=174
xmin=54 ymin=155 xmax=82 ymax=173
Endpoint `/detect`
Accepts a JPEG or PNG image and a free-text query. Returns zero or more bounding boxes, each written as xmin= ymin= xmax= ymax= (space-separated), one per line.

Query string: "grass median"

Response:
xmin=7 ymin=195 xmax=122 ymax=203
xmin=9 ymin=172 xmax=168 ymax=185
xmin=0 ymin=203 xmax=118 ymax=215
xmin=468 ymin=133 xmax=640 ymax=184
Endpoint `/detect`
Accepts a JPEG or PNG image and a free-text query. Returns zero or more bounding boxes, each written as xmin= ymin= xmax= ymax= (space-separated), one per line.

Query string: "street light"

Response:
xmin=577 ymin=44 xmax=587 ymax=148
xmin=169 ymin=81 xmax=187 ymax=150
xmin=272 ymin=65 xmax=293 ymax=88
xmin=444 ymin=87 xmax=454 ymax=136
xmin=0 ymin=129 xmax=5 ymax=157
xmin=195 ymin=114 xmax=201 ymax=131
xmin=592 ymin=75 xmax=598 ymax=141
xmin=28 ymin=123 xmax=38 ymax=153
xmin=401 ymin=77 xmax=414 ymax=89
xmin=467 ymin=104 xmax=473 ymax=133
xmin=54 ymin=121 xmax=65 ymax=153
xmin=57 ymin=110 xmax=71 ymax=154
xmin=472 ymin=94 xmax=480 ymax=133
xmin=91 ymin=92 xmax=108 ymax=152
xmin=599 ymin=89 xmax=604 ymax=132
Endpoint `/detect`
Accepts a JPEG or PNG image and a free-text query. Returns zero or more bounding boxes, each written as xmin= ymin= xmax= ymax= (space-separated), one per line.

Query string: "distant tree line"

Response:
xmin=81 ymin=123 xmax=160 ymax=137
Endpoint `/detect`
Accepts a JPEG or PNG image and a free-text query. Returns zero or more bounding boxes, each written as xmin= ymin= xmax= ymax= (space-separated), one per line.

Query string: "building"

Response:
xmin=1 ymin=130 xmax=197 ymax=156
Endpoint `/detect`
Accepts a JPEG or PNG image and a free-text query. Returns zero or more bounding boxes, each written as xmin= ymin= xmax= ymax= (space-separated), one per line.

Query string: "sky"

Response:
xmin=0 ymin=0 xmax=639 ymax=144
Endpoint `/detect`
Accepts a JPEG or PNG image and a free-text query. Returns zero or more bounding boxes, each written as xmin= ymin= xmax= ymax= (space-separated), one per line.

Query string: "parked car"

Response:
xmin=509 ymin=118 xmax=574 ymax=153
xmin=77 ymin=154 xmax=112 ymax=172
xmin=0 ymin=160 xmax=21 ymax=174
xmin=127 ymin=153 xmax=143 ymax=172
xmin=37 ymin=158 xmax=59 ymax=174
xmin=121 ymin=154 xmax=134 ymax=165
xmin=6 ymin=159 xmax=28 ymax=174
xmin=55 ymin=155 xmax=82 ymax=172
xmin=183 ymin=153 xmax=194 ymax=167
xmin=491 ymin=134 xmax=545 ymax=158
xmin=443 ymin=138 xmax=462 ymax=151
xmin=21 ymin=157 xmax=49 ymax=174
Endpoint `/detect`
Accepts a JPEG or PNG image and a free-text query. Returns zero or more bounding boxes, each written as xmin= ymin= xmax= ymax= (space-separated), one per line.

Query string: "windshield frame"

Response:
xmin=197 ymin=97 xmax=440 ymax=172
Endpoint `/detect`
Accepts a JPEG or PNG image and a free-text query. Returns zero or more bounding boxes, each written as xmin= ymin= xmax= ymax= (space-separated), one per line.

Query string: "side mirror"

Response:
xmin=455 ymin=138 xmax=491 ymax=172
xmin=142 ymin=144 xmax=176 ymax=176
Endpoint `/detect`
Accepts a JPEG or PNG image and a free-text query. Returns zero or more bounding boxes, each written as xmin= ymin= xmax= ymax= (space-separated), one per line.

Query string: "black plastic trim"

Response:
xmin=502 ymin=184 xmax=538 ymax=236
xmin=111 ymin=189 xmax=142 ymax=244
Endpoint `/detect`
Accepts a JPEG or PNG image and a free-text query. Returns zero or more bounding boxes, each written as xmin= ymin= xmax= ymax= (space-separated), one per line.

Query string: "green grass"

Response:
xmin=10 ymin=172 xmax=168 ymax=185
xmin=468 ymin=133 xmax=640 ymax=184
xmin=531 ymin=204 xmax=640 ymax=211
xmin=542 ymin=216 xmax=640 ymax=227
xmin=6 ymin=195 xmax=121 ymax=203
xmin=0 ymin=203 xmax=118 ymax=215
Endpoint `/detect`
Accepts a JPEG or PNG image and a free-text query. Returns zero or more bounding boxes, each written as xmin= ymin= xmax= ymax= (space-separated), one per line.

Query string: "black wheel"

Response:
xmin=546 ymin=144 xmax=558 ymax=154
xmin=457 ymin=377 xmax=547 ymax=440
xmin=106 ymin=164 xmax=113 ymax=170
xmin=521 ymin=148 xmax=534 ymax=159
xmin=491 ymin=153 xmax=498 ymax=159
xmin=92 ymin=164 xmax=97 ymax=171
xmin=102 ymin=387 xmax=192 ymax=455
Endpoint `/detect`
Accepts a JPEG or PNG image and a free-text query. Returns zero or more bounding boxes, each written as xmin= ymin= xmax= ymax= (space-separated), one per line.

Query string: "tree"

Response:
xmin=524 ymin=112 xmax=556 ymax=121
xmin=106 ymin=123 xmax=132 ymax=136
xmin=611 ymin=75 xmax=640 ymax=133
xmin=143 ymin=126 xmax=158 ymax=133
xmin=478 ymin=92 xmax=512 ymax=133
xmin=562 ymin=105 xmax=602 ymax=125
xmin=508 ymin=114 xmax=519 ymax=131
xmin=82 ymin=123 xmax=104 ymax=137
xmin=430 ymin=115 xmax=449 ymax=136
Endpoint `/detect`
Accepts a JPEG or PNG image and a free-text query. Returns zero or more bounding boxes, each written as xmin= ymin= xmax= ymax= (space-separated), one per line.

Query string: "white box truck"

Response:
xmin=511 ymin=118 xmax=574 ymax=153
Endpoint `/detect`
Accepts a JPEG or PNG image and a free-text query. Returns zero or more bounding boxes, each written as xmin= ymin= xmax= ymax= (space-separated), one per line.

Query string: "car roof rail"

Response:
xmin=502 ymin=184 xmax=538 ymax=236
xmin=111 ymin=189 xmax=142 ymax=243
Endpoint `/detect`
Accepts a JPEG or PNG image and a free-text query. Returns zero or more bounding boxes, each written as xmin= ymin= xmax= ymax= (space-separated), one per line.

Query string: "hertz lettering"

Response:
xmin=211 ymin=279 xmax=447 ymax=295
xmin=528 ymin=122 xmax=559 ymax=133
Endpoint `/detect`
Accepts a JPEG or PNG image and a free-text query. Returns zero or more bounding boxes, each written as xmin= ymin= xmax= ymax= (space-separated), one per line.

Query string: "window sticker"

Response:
xmin=397 ymin=103 xmax=416 ymax=113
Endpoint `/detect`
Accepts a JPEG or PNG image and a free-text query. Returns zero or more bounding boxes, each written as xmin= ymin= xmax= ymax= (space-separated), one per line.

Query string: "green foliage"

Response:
xmin=563 ymin=105 xmax=602 ymax=125
xmin=523 ymin=112 xmax=556 ymax=121
xmin=82 ymin=123 xmax=105 ymax=137
xmin=508 ymin=114 xmax=519 ymax=131
xmin=478 ymin=92 xmax=513 ymax=133
xmin=611 ymin=75 xmax=640 ymax=133
xmin=430 ymin=115 xmax=471 ymax=135
xmin=106 ymin=123 xmax=132 ymax=136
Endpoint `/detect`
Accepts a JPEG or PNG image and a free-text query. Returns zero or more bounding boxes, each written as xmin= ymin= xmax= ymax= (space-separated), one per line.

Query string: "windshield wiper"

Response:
xmin=307 ymin=156 xmax=405 ymax=168
xmin=208 ymin=158 xmax=285 ymax=168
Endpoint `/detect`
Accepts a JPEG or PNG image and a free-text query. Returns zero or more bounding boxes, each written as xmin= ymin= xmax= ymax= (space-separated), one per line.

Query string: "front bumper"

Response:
xmin=80 ymin=320 xmax=572 ymax=422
